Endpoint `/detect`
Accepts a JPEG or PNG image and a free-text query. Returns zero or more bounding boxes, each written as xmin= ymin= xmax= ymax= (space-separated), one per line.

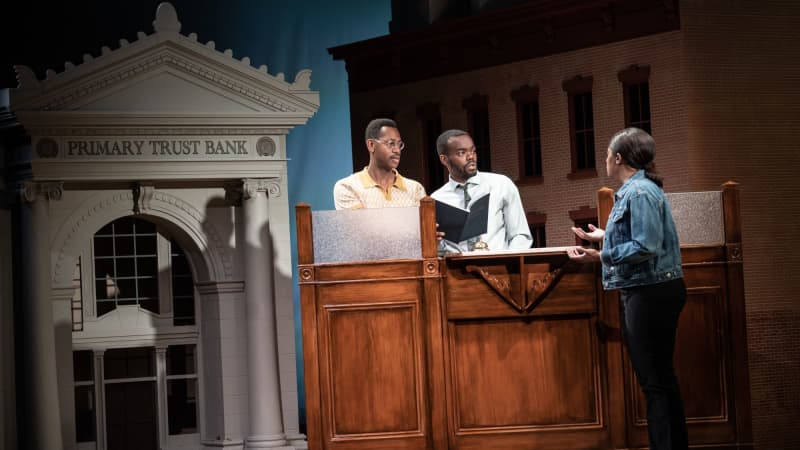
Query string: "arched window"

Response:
xmin=92 ymin=216 xmax=195 ymax=325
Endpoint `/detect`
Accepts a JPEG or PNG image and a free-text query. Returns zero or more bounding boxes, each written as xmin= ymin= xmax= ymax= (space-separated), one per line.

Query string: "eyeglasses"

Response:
xmin=370 ymin=138 xmax=405 ymax=150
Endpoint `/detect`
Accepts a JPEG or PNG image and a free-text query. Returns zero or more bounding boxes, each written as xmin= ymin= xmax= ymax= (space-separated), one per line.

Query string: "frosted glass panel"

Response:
xmin=312 ymin=207 xmax=421 ymax=263
xmin=666 ymin=191 xmax=724 ymax=246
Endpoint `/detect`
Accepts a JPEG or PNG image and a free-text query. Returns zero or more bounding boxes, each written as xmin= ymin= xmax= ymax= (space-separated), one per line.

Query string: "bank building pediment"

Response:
xmin=10 ymin=2 xmax=319 ymax=182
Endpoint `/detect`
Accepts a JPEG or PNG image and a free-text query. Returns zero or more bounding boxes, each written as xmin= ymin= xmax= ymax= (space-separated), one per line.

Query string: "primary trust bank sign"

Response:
xmin=2 ymin=3 xmax=318 ymax=450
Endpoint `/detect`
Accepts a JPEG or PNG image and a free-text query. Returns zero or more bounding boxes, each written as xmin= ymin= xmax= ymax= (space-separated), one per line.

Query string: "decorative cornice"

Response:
xmin=35 ymin=52 xmax=299 ymax=113
xmin=12 ymin=3 xmax=318 ymax=113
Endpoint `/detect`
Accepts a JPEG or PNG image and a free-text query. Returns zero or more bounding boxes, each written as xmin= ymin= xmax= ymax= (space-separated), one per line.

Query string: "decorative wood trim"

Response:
xmin=569 ymin=205 xmax=598 ymax=222
xmin=510 ymin=84 xmax=539 ymax=103
xmin=295 ymin=203 xmax=314 ymax=265
xmin=562 ymin=75 xmax=594 ymax=94
xmin=617 ymin=64 xmax=651 ymax=85
xmin=526 ymin=211 xmax=547 ymax=224
xmin=462 ymin=93 xmax=488 ymax=111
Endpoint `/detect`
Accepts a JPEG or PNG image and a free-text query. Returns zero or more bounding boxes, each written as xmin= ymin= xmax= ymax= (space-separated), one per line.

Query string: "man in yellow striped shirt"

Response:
xmin=333 ymin=118 xmax=426 ymax=209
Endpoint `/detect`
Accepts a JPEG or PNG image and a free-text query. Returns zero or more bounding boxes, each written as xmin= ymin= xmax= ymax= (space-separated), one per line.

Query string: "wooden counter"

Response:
xmin=296 ymin=183 xmax=752 ymax=450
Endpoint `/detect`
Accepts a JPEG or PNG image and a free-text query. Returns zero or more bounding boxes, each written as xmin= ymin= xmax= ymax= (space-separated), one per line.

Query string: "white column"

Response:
xmin=94 ymin=349 xmax=107 ymax=450
xmin=156 ymin=346 xmax=169 ymax=449
xmin=241 ymin=179 xmax=288 ymax=449
xmin=17 ymin=181 xmax=63 ymax=450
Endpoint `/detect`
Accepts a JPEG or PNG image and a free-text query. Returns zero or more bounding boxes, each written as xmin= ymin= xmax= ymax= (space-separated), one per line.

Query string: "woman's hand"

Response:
xmin=570 ymin=224 xmax=605 ymax=242
xmin=567 ymin=246 xmax=601 ymax=263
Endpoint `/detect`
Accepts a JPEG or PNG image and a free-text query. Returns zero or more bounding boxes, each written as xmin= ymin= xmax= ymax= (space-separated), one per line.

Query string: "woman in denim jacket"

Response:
xmin=567 ymin=127 xmax=688 ymax=450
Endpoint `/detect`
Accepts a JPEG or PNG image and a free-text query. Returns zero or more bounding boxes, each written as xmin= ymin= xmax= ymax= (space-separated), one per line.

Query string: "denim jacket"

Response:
xmin=600 ymin=170 xmax=683 ymax=289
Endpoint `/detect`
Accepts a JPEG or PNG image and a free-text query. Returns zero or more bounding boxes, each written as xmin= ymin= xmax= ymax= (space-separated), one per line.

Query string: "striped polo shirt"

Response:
xmin=333 ymin=167 xmax=426 ymax=210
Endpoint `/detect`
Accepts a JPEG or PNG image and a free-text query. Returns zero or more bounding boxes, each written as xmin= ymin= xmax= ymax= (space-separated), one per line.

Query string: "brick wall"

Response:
xmin=682 ymin=1 xmax=800 ymax=449
xmin=348 ymin=2 xmax=800 ymax=448
xmin=351 ymin=31 xmax=687 ymax=247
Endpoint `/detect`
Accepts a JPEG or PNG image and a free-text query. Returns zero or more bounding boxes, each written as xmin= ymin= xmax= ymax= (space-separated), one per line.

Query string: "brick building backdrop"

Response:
xmin=333 ymin=1 xmax=800 ymax=448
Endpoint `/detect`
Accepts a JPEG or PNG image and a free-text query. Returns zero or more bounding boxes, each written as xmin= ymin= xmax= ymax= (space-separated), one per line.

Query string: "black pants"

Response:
xmin=620 ymin=278 xmax=688 ymax=450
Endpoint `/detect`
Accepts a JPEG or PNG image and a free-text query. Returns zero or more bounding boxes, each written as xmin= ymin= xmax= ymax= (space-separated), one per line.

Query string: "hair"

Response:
xmin=436 ymin=129 xmax=469 ymax=155
xmin=364 ymin=118 xmax=398 ymax=140
xmin=608 ymin=127 xmax=663 ymax=188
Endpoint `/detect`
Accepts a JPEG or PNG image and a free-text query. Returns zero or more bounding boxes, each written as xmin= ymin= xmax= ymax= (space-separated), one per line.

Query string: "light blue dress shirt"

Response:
xmin=431 ymin=171 xmax=533 ymax=253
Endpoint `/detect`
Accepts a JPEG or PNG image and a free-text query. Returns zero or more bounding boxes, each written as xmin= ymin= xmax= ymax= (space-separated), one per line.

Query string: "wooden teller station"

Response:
xmin=295 ymin=182 xmax=752 ymax=450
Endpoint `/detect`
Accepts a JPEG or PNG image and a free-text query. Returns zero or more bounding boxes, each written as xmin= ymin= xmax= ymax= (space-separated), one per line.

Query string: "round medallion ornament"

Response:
xmin=256 ymin=136 xmax=277 ymax=157
xmin=36 ymin=138 xmax=59 ymax=158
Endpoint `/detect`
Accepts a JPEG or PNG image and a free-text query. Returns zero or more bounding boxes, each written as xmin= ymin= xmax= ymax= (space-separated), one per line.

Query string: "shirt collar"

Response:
xmin=445 ymin=171 xmax=482 ymax=191
xmin=357 ymin=167 xmax=408 ymax=191
xmin=615 ymin=169 xmax=646 ymax=200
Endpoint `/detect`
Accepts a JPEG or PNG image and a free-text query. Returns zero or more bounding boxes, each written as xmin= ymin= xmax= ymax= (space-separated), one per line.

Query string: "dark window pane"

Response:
xmin=134 ymin=220 xmax=156 ymax=234
xmin=94 ymin=258 xmax=115 ymax=279
xmin=115 ymin=236 xmax=134 ymax=255
xmin=584 ymin=94 xmax=594 ymax=128
xmin=167 ymin=345 xmax=196 ymax=375
xmin=116 ymin=279 xmax=137 ymax=300
xmin=97 ymin=223 xmax=113 ymax=235
xmin=104 ymin=347 xmax=154 ymax=379
xmin=74 ymin=385 xmax=96 ymax=442
xmin=173 ymin=298 xmax=196 ymax=326
xmin=172 ymin=277 xmax=194 ymax=297
xmin=640 ymin=84 xmax=651 ymax=121
xmin=136 ymin=256 xmax=157 ymax=277
xmin=629 ymin=85 xmax=641 ymax=123
xmin=529 ymin=224 xmax=547 ymax=248
xmin=523 ymin=140 xmax=534 ymax=176
xmin=136 ymin=235 xmax=157 ymax=255
xmin=576 ymin=133 xmax=586 ymax=168
xmin=116 ymin=257 xmax=135 ymax=278
xmin=585 ymin=131 xmax=596 ymax=168
xmin=137 ymin=277 xmax=158 ymax=298
xmin=171 ymin=254 xmax=190 ymax=275
xmin=167 ymin=378 xmax=198 ymax=435
xmin=113 ymin=217 xmax=135 ymax=235
xmin=93 ymin=237 xmax=114 ymax=257
xmin=97 ymin=300 xmax=116 ymax=316
xmin=522 ymin=104 xmax=532 ymax=136
xmin=73 ymin=351 xmax=94 ymax=382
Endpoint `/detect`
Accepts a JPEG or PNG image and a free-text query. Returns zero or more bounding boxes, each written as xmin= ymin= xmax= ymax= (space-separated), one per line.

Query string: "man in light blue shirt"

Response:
xmin=431 ymin=129 xmax=532 ymax=253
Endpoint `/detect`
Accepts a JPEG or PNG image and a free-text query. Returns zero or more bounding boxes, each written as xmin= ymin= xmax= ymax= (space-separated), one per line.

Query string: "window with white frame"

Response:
xmin=90 ymin=216 xmax=196 ymax=324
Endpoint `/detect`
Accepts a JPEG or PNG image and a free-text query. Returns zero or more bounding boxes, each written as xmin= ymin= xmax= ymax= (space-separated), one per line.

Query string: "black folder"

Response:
xmin=434 ymin=193 xmax=490 ymax=243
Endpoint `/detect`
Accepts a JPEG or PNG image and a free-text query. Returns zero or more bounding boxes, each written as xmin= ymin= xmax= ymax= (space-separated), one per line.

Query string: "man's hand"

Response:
xmin=435 ymin=223 xmax=445 ymax=241
xmin=570 ymin=224 xmax=604 ymax=242
xmin=566 ymin=246 xmax=601 ymax=263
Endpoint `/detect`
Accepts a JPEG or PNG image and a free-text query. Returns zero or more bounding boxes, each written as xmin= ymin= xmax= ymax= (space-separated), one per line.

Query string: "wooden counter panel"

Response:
xmin=444 ymin=268 xmax=597 ymax=320
xmin=315 ymin=278 xmax=429 ymax=448
xmin=318 ymin=279 xmax=421 ymax=304
xmin=326 ymin=305 xmax=422 ymax=435
xmin=315 ymin=260 xmax=421 ymax=282
xmin=447 ymin=317 xmax=602 ymax=430
xmin=626 ymin=265 xmax=736 ymax=447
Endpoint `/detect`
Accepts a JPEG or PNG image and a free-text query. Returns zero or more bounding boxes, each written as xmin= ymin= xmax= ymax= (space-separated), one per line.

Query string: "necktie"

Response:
xmin=459 ymin=183 xmax=471 ymax=209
